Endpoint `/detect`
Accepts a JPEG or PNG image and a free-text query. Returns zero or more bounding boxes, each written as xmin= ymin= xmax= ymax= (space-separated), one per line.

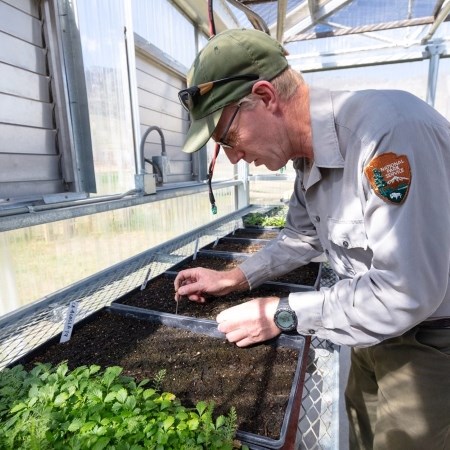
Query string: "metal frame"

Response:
xmin=0 ymin=180 xmax=241 ymax=232
xmin=53 ymin=0 xmax=96 ymax=193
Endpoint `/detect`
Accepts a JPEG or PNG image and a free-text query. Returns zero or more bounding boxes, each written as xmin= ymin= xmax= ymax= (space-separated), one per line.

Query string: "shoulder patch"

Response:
xmin=364 ymin=152 xmax=411 ymax=204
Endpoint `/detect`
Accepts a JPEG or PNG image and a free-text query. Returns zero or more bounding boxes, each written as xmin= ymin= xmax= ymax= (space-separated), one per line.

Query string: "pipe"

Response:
xmin=0 ymin=190 xmax=140 ymax=219
xmin=225 ymin=0 xmax=270 ymax=35
xmin=421 ymin=0 xmax=450 ymax=44
xmin=140 ymin=126 xmax=166 ymax=159
xmin=139 ymin=126 xmax=166 ymax=183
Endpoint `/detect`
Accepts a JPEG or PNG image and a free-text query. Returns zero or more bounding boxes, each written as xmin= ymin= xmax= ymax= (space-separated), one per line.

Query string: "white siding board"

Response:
xmin=0 ymin=62 xmax=50 ymax=101
xmin=137 ymin=88 xmax=181 ymax=118
xmin=0 ymin=180 xmax=63 ymax=199
xmin=139 ymin=107 xmax=184 ymax=134
xmin=3 ymin=0 xmax=39 ymax=18
xmin=135 ymin=57 xmax=185 ymax=89
xmin=0 ymin=31 xmax=46 ymax=74
xmin=136 ymin=70 xmax=180 ymax=104
xmin=0 ymin=1 xmax=42 ymax=46
xmin=0 ymin=154 xmax=60 ymax=182
xmin=0 ymin=93 xmax=53 ymax=129
xmin=0 ymin=124 xmax=56 ymax=155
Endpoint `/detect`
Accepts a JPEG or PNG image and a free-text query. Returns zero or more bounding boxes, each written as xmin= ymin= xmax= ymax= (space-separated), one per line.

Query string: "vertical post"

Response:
xmin=235 ymin=160 xmax=250 ymax=210
xmin=123 ymin=0 xmax=142 ymax=175
xmin=424 ymin=43 xmax=443 ymax=107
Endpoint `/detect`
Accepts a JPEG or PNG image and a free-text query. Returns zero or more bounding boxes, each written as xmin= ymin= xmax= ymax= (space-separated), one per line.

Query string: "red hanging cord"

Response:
xmin=208 ymin=143 xmax=220 ymax=214
xmin=208 ymin=0 xmax=216 ymax=37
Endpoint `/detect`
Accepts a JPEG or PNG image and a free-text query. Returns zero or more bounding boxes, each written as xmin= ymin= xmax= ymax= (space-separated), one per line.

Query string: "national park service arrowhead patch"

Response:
xmin=364 ymin=152 xmax=411 ymax=204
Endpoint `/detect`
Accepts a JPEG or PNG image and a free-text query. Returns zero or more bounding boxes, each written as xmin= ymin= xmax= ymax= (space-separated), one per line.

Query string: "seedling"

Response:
xmin=0 ymin=362 xmax=248 ymax=449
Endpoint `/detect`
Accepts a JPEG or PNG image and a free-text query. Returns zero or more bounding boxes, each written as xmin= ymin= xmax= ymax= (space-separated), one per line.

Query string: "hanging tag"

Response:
xmin=60 ymin=301 xmax=79 ymax=343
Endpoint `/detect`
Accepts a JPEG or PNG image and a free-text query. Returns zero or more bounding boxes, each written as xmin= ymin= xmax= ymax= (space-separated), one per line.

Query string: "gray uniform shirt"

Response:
xmin=239 ymin=87 xmax=450 ymax=347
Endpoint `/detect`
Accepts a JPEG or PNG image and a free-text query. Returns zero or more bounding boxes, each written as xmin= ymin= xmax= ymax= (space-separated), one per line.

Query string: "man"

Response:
xmin=174 ymin=28 xmax=450 ymax=449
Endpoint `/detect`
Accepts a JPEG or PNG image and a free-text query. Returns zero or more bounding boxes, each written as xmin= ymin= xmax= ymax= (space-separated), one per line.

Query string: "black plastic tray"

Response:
xmin=13 ymin=306 xmax=309 ymax=450
xmin=109 ymin=305 xmax=310 ymax=449
xmin=169 ymin=251 xmax=322 ymax=291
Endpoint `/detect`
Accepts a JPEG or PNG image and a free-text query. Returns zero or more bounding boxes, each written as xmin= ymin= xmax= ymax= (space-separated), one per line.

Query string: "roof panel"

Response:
xmin=327 ymin=0 xmax=437 ymax=27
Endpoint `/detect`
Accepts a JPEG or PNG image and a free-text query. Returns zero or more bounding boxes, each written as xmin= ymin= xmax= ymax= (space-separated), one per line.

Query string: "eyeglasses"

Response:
xmin=178 ymin=74 xmax=258 ymax=112
xmin=215 ymin=104 xmax=241 ymax=150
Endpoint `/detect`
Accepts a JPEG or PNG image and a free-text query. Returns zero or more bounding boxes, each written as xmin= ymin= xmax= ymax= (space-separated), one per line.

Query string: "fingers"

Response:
xmin=216 ymin=297 xmax=282 ymax=348
xmin=175 ymin=290 xmax=207 ymax=303
xmin=218 ymin=325 xmax=274 ymax=348
xmin=174 ymin=270 xmax=204 ymax=301
xmin=174 ymin=270 xmax=195 ymax=293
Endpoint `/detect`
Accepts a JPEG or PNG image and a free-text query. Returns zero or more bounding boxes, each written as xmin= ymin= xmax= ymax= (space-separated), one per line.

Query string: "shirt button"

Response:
xmin=308 ymin=329 xmax=316 ymax=334
xmin=343 ymin=241 xmax=349 ymax=248
xmin=315 ymin=216 xmax=320 ymax=222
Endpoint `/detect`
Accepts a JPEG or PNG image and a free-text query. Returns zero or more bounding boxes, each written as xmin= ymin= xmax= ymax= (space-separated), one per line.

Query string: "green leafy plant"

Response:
xmin=243 ymin=206 xmax=288 ymax=228
xmin=0 ymin=363 xmax=248 ymax=450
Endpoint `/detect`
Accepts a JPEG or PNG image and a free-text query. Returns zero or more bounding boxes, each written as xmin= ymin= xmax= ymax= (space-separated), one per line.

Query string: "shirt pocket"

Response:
xmin=327 ymin=218 xmax=368 ymax=250
xmin=327 ymin=218 xmax=369 ymax=277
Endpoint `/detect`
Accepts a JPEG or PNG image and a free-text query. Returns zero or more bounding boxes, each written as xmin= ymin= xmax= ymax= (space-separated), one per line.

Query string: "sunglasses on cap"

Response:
xmin=178 ymin=74 xmax=259 ymax=112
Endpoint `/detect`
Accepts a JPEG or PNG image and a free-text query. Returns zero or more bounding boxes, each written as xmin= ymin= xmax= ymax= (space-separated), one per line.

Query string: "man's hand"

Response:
xmin=174 ymin=267 xmax=249 ymax=302
xmin=216 ymin=297 xmax=282 ymax=347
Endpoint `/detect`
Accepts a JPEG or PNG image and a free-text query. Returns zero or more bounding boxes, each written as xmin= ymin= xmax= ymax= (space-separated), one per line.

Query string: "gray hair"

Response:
xmin=239 ymin=67 xmax=304 ymax=109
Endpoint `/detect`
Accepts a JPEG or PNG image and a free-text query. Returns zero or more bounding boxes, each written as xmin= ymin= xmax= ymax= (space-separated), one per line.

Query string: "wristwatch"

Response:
xmin=274 ymin=297 xmax=298 ymax=332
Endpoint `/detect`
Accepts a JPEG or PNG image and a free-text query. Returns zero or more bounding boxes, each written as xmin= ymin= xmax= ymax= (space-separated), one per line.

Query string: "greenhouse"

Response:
xmin=1 ymin=0 xmax=449 ymax=449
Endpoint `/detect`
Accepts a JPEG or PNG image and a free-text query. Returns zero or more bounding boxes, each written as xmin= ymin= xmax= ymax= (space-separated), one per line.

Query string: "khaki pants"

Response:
xmin=345 ymin=326 xmax=450 ymax=450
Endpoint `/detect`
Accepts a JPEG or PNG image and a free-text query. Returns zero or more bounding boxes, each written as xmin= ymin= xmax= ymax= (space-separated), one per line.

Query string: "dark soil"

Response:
xmin=116 ymin=274 xmax=291 ymax=319
xmin=205 ymin=240 xmax=266 ymax=253
xmin=177 ymin=254 xmax=320 ymax=287
xmin=21 ymin=310 xmax=303 ymax=441
xmin=228 ymin=229 xmax=280 ymax=240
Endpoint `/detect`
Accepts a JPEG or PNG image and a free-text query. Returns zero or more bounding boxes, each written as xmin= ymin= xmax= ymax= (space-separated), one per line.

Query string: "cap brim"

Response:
xmin=182 ymin=108 xmax=223 ymax=153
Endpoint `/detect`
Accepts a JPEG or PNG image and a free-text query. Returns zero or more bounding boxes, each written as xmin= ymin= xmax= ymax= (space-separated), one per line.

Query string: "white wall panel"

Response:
xmin=135 ymin=46 xmax=193 ymax=184
xmin=0 ymin=0 xmax=65 ymax=201
xmin=0 ymin=62 xmax=50 ymax=101
xmin=0 ymin=31 xmax=46 ymax=74
xmin=0 ymin=93 xmax=53 ymax=128
xmin=0 ymin=1 xmax=42 ymax=46
xmin=0 ymin=124 xmax=56 ymax=155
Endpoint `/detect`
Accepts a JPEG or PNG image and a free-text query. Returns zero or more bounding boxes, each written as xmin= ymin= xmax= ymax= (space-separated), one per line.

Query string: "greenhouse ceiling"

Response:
xmin=173 ymin=0 xmax=450 ymax=70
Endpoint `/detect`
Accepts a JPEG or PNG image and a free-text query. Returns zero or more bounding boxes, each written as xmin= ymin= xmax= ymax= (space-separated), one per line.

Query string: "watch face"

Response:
xmin=276 ymin=310 xmax=295 ymax=330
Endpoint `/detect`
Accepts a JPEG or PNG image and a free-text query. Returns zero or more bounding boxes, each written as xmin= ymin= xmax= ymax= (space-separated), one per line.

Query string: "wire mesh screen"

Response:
xmin=0 ymin=209 xmax=252 ymax=369
xmin=0 ymin=206 xmax=341 ymax=449
xmin=297 ymin=264 xmax=341 ymax=450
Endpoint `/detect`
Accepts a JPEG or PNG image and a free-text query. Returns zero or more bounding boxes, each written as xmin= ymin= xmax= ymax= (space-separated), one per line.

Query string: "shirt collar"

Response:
xmin=309 ymin=86 xmax=344 ymax=168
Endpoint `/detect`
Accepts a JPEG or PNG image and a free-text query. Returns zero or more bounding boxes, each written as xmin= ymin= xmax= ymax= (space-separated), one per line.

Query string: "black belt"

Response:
xmin=418 ymin=318 xmax=450 ymax=329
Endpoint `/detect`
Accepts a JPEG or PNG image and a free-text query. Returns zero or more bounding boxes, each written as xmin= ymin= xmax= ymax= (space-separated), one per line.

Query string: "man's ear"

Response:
xmin=251 ymin=81 xmax=277 ymax=110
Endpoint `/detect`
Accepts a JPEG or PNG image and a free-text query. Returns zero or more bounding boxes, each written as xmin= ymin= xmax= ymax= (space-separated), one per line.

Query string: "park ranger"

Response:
xmin=174 ymin=28 xmax=450 ymax=449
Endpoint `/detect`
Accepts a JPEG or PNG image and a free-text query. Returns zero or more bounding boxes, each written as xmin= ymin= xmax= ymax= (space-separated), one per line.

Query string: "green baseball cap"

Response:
xmin=180 ymin=28 xmax=289 ymax=153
